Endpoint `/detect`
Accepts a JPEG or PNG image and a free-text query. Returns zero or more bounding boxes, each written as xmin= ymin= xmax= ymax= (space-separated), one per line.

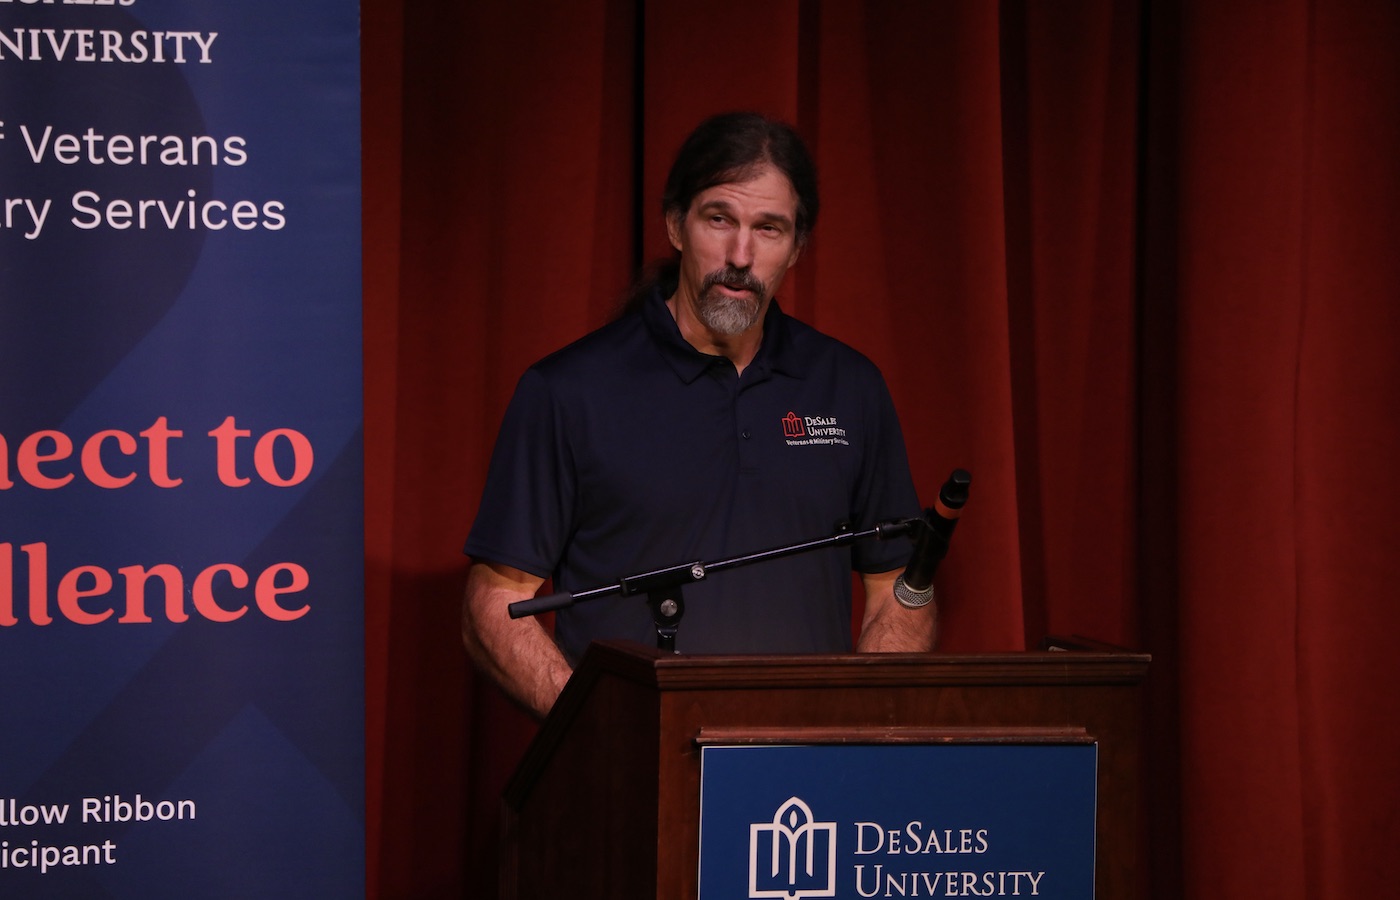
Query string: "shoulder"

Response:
xmin=778 ymin=312 xmax=890 ymax=385
xmin=526 ymin=313 xmax=652 ymax=387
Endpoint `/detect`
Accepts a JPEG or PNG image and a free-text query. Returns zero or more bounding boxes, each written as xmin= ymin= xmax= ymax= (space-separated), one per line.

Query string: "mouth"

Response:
xmin=704 ymin=268 xmax=764 ymax=298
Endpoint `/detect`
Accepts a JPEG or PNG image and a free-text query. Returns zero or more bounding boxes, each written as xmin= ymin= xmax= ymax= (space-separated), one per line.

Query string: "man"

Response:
xmin=462 ymin=112 xmax=934 ymax=719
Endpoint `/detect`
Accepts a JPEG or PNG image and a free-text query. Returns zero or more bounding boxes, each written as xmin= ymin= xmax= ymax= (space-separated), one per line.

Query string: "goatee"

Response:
xmin=696 ymin=265 xmax=767 ymax=335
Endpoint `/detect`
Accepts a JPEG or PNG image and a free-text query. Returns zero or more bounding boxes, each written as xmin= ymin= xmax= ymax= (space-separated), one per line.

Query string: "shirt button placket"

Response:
xmin=736 ymin=389 xmax=760 ymax=471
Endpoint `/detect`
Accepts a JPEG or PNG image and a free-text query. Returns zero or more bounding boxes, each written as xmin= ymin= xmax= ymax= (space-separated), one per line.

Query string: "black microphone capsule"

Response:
xmin=893 ymin=469 xmax=970 ymax=609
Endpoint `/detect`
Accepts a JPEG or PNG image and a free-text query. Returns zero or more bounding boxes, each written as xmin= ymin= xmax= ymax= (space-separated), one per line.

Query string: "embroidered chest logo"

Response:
xmin=781 ymin=411 xmax=849 ymax=447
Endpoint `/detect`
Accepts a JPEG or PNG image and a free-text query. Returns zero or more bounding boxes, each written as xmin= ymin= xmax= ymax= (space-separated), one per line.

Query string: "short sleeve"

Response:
xmin=463 ymin=368 xmax=576 ymax=578
xmin=849 ymin=371 xmax=921 ymax=574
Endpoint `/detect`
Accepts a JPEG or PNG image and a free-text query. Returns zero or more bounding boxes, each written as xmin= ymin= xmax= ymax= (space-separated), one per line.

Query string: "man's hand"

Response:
xmin=855 ymin=568 xmax=937 ymax=652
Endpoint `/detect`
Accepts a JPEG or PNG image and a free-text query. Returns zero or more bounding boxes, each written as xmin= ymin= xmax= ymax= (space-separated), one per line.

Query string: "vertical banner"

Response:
xmin=1 ymin=1 xmax=363 ymax=897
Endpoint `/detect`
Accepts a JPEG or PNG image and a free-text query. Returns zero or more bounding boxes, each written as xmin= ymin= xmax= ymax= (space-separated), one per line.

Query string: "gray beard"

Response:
xmin=696 ymin=289 xmax=763 ymax=335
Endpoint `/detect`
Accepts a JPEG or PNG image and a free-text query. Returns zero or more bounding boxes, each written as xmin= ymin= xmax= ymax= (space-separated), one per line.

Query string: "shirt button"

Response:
xmin=741 ymin=429 xmax=751 ymax=439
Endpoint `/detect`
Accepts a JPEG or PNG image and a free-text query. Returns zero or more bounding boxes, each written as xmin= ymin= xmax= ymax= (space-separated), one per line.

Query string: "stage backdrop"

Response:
xmin=363 ymin=1 xmax=1400 ymax=898
xmin=1 ymin=1 xmax=363 ymax=897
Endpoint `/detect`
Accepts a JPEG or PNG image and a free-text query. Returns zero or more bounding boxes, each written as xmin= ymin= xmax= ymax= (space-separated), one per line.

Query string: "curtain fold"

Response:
xmin=364 ymin=1 xmax=1400 ymax=896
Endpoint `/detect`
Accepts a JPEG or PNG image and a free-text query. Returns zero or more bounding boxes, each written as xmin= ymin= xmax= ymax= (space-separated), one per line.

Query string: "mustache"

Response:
xmin=700 ymin=265 xmax=765 ymax=296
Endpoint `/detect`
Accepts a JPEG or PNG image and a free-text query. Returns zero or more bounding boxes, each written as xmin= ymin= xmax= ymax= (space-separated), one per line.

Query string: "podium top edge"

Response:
xmin=580 ymin=639 xmax=1151 ymax=688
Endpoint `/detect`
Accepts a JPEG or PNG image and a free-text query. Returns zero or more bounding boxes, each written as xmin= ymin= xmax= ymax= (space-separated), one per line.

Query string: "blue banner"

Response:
xmin=699 ymin=744 xmax=1097 ymax=899
xmin=1 ymin=1 xmax=362 ymax=896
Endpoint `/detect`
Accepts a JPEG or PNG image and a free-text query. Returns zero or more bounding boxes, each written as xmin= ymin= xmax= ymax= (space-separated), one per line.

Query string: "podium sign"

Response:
xmin=699 ymin=743 xmax=1098 ymax=899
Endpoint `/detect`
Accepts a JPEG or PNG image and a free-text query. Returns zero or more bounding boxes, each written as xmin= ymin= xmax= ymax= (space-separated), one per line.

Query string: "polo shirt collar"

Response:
xmin=642 ymin=287 xmax=804 ymax=383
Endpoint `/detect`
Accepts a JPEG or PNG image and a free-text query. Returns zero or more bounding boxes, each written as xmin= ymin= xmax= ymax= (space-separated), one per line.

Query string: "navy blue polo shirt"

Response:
xmin=464 ymin=290 xmax=920 ymax=661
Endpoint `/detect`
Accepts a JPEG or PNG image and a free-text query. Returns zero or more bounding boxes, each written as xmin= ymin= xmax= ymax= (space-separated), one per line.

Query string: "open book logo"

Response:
xmin=749 ymin=797 xmax=837 ymax=899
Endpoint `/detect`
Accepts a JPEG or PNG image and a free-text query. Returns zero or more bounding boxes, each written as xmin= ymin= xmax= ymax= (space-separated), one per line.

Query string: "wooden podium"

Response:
xmin=502 ymin=639 xmax=1149 ymax=899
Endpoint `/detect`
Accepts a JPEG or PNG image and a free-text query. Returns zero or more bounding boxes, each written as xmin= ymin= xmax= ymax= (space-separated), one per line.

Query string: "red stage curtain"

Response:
xmin=363 ymin=1 xmax=1400 ymax=896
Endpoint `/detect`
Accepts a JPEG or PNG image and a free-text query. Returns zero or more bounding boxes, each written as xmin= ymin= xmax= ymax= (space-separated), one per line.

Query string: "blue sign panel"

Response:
xmin=699 ymin=743 xmax=1097 ymax=899
xmin=1 ymin=0 xmax=361 ymax=896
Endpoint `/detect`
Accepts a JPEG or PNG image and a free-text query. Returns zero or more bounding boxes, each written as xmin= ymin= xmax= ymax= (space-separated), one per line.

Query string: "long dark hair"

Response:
xmin=662 ymin=111 xmax=819 ymax=243
xmin=618 ymin=112 xmax=819 ymax=316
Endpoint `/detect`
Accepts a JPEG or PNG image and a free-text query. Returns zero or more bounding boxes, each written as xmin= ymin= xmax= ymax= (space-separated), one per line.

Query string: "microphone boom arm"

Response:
xmin=506 ymin=518 xmax=923 ymax=652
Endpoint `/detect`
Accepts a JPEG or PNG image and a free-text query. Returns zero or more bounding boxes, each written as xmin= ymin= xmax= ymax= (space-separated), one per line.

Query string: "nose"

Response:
xmin=727 ymin=228 xmax=756 ymax=270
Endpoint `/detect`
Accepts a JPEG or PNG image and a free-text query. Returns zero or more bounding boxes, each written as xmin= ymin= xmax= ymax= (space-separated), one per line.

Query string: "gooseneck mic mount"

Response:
xmin=507 ymin=469 xmax=971 ymax=653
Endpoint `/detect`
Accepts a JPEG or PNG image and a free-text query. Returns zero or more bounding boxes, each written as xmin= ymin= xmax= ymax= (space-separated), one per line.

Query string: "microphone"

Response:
xmin=893 ymin=469 xmax=971 ymax=609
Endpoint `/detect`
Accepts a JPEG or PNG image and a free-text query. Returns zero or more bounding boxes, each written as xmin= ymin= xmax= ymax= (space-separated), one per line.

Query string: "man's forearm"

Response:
xmin=461 ymin=562 xmax=573 ymax=720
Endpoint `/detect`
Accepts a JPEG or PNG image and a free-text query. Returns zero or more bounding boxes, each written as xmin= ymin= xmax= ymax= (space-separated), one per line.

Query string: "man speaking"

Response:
xmin=461 ymin=112 xmax=934 ymax=719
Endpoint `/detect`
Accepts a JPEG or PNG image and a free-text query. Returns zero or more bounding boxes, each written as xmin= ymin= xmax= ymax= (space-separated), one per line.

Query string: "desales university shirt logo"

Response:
xmin=782 ymin=412 xmax=849 ymax=447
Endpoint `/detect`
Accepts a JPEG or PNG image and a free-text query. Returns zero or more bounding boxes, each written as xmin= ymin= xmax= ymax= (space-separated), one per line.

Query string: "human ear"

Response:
xmin=665 ymin=210 xmax=685 ymax=252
